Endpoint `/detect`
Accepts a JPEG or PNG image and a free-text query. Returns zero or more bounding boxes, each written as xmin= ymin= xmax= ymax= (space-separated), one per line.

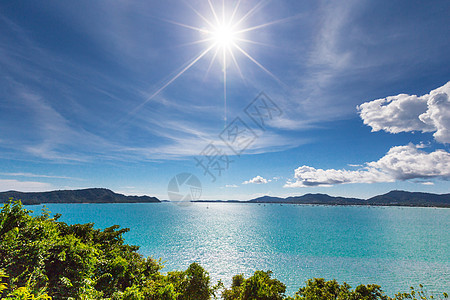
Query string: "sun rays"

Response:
xmin=124 ymin=0 xmax=287 ymax=125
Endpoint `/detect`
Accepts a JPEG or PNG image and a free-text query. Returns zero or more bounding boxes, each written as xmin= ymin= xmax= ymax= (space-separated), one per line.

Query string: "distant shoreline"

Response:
xmin=1 ymin=188 xmax=449 ymax=208
xmin=193 ymin=190 xmax=450 ymax=208
xmin=191 ymin=200 xmax=450 ymax=208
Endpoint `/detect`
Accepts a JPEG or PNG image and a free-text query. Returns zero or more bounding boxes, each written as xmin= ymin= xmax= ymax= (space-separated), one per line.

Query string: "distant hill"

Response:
xmin=366 ymin=190 xmax=450 ymax=207
xmin=248 ymin=195 xmax=286 ymax=203
xmin=0 ymin=188 xmax=160 ymax=205
xmin=249 ymin=194 xmax=363 ymax=205
xmin=248 ymin=190 xmax=450 ymax=207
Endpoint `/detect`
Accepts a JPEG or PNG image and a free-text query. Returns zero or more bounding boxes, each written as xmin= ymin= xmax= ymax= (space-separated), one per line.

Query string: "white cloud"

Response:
xmin=358 ymin=93 xmax=432 ymax=133
xmin=285 ymin=166 xmax=389 ymax=187
xmin=421 ymin=182 xmax=434 ymax=186
xmin=367 ymin=144 xmax=450 ymax=180
xmin=348 ymin=164 xmax=362 ymax=167
xmin=243 ymin=175 xmax=269 ymax=185
xmin=358 ymin=82 xmax=450 ymax=143
xmin=4 ymin=87 xmax=304 ymax=162
xmin=0 ymin=179 xmax=53 ymax=192
xmin=225 ymin=184 xmax=239 ymax=188
xmin=415 ymin=142 xmax=429 ymax=149
xmin=309 ymin=1 xmax=355 ymax=69
xmin=285 ymin=144 xmax=450 ymax=187
xmin=419 ymin=83 xmax=450 ymax=143
xmin=0 ymin=172 xmax=79 ymax=180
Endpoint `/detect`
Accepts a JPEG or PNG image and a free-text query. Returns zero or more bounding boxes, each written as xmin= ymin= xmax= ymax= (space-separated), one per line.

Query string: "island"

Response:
xmin=0 ymin=188 xmax=160 ymax=205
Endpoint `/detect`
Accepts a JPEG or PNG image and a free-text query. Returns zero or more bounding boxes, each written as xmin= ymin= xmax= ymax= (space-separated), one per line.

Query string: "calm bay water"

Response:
xmin=27 ymin=202 xmax=449 ymax=296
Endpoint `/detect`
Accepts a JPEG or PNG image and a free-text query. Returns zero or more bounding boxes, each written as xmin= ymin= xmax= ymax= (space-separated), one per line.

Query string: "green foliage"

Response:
xmin=1 ymin=199 xmax=448 ymax=300
xmin=391 ymin=285 xmax=448 ymax=300
xmin=0 ymin=200 xmax=216 ymax=300
xmin=1 ymin=267 xmax=51 ymax=300
xmin=222 ymin=270 xmax=286 ymax=300
xmin=0 ymin=270 xmax=8 ymax=294
xmin=287 ymin=278 xmax=388 ymax=300
xmin=1 ymin=286 xmax=52 ymax=300
xmin=183 ymin=262 xmax=211 ymax=300
xmin=0 ymin=199 xmax=31 ymax=238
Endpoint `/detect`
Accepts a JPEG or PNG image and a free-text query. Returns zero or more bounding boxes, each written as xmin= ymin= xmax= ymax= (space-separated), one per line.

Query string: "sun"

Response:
xmin=124 ymin=0 xmax=289 ymax=126
xmin=211 ymin=24 xmax=237 ymax=49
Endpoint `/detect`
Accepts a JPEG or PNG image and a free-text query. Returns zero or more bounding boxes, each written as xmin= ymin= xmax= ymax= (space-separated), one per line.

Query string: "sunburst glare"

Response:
xmin=125 ymin=0 xmax=288 ymax=125
xmin=210 ymin=24 xmax=237 ymax=49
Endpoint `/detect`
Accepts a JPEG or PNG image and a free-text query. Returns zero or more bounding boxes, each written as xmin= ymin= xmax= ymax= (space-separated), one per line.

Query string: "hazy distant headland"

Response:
xmin=1 ymin=188 xmax=449 ymax=207
xmin=0 ymin=188 xmax=160 ymax=205
xmin=195 ymin=190 xmax=450 ymax=208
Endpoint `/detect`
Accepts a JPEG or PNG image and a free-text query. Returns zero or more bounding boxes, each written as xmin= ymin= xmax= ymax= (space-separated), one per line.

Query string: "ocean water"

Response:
xmin=26 ymin=202 xmax=449 ymax=296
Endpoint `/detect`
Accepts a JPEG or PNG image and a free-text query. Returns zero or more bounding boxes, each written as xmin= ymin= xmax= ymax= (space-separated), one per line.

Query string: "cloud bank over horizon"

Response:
xmin=285 ymin=144 xmax=450 ymax=187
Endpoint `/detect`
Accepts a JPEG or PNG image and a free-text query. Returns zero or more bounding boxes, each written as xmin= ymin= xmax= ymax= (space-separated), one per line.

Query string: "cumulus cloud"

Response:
xmin=243 ymin=176 xmax=269 ymax=185
xmin=285 ymin=144 xmax=450 ymax=187
xmin=285 ymin=166 xmax=389 ymax=187
xmin=358 ymin=81 xmax=450 ymax=143
xmin=419 ymin=84 xmax=450 ymax=143
xmin=367 ymin=144 xmax=450 ymax=180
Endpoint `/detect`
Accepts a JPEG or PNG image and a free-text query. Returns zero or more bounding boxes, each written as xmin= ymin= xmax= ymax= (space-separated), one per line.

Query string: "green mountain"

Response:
xmin=0 ymin=188 xmax=160 ymax=205
xmin=366 ymin=190 xmax=450 ymax=207
xmin=249 ymin=190 xmax=450 ymax=207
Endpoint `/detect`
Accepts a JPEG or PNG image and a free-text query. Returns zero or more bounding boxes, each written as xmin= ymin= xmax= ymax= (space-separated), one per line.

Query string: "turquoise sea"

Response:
xmin=27 ymin=202 xmax=449 ymax=296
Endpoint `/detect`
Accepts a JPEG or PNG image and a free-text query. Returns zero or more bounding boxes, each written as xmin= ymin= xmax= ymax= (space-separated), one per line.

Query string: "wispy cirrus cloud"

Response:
xmin=1 ymin=88 xmax=121 ymax=162
xmin=0 ymin=172 xmax=80 ymax=180
xmin=0 ymin=10 xmax=304 ymax=163
xmin=0 ymin=179 xmax=53 ymax=192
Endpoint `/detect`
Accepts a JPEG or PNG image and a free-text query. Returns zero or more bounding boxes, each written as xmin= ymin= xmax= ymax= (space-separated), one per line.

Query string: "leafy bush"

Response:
xmin=1 ymin=268 xmax=51 ymax=300
xmin=285 ymin=278 xmax=388 ymax=300
xmin=222 ymin=270 xmax=286 ymax=300
xmin=391 ymin=285 xmax=448 ymax=300
xmin=0 ymin=200 xmax=212 ymax=300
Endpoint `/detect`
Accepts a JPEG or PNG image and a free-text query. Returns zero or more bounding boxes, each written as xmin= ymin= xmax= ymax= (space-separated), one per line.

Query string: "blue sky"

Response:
xmin=0 ymin=0 xmax=449 ymax=200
